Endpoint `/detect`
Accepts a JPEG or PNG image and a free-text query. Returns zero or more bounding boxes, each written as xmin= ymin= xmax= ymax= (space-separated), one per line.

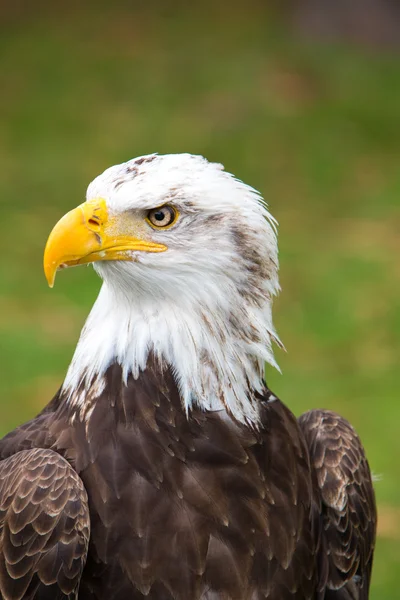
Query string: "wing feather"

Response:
xmin=0 ymin=448 xmax=90 ymax=600
xmin=299 ymin=409 xmax=376 ymax=599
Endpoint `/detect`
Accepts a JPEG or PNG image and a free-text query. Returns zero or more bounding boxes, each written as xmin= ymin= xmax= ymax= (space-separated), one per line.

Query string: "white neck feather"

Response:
xmin=63 ymin=273 xmax=280 ymax=426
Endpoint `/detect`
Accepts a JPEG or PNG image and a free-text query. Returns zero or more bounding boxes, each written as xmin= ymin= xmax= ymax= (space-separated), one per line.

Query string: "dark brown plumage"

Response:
xmin=0 ymin=448 xmax=89 ymax=599
xmin=0 ymin=361 xmax=376 ymax=599
xmin=299 ymin=410 xmax=377 ymax=599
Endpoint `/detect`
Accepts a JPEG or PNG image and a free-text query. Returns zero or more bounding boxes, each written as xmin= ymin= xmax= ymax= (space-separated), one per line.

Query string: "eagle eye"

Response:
xmin=146 ymin=205 xmax=178 ymax=229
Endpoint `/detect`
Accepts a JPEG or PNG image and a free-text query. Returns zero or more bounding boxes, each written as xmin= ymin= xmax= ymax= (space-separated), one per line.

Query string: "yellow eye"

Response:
xmin=146 ymin=205 xmax=178 ymax=229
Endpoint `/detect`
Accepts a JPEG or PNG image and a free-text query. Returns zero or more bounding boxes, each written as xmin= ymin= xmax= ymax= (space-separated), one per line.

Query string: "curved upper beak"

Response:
xmin=44 ymin=198 xmax=167 ymax=287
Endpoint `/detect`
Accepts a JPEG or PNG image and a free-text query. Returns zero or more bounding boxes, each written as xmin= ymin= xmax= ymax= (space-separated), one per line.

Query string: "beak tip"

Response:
xmin=44 ymin=262 xmax=56 ymax=289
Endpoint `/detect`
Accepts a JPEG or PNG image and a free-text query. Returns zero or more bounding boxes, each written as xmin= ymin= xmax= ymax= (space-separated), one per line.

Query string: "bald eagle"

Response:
xmin=0 ymin=154 xmax=376 ymax=599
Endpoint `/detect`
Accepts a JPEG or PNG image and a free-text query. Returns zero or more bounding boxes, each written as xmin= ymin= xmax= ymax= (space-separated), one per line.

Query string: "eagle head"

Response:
xmin=44 ymin=153 xmax=281 ymax=424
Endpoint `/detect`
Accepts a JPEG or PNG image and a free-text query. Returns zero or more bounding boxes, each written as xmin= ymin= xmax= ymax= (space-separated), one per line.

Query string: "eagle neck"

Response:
xmin=62 ymin=281 xmax=278 ymax=426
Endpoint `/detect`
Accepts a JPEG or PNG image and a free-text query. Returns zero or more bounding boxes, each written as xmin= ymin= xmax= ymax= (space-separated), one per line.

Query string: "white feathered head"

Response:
xmin=44 ymin=154 xmax=282 ymax=425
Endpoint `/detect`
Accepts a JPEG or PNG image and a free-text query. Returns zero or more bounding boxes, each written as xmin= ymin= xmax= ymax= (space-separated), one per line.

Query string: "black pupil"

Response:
xmin=154 ymin=210 xmax=166 ymax=221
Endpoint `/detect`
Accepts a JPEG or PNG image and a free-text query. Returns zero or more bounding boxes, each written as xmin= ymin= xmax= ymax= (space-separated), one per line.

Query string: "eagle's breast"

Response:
xmin=51 ymin=361 xmax=319 ymax=599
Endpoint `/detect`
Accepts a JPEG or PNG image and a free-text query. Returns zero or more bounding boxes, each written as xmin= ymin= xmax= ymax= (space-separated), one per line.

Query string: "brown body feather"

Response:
xmin=0 ymin=449 xmax=89 ymax=599
xmin=298 ymin=410 xmax=376 ymax=600
xmin=0 ymin=362 xmax=376 ymax=599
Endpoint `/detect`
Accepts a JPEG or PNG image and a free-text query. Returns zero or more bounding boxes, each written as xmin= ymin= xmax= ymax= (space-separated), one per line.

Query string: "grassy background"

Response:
xmin=1 ymin=2 xmax=399 ymax=596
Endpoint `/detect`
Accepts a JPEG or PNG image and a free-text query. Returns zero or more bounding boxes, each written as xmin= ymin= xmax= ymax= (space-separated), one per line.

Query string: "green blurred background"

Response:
xmin=0 ymin=1 xmax=399 ymax=596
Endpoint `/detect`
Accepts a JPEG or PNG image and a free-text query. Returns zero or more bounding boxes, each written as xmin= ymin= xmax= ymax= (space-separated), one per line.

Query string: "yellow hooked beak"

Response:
xmin=44 ymin=198 xmax=167 ymax=287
